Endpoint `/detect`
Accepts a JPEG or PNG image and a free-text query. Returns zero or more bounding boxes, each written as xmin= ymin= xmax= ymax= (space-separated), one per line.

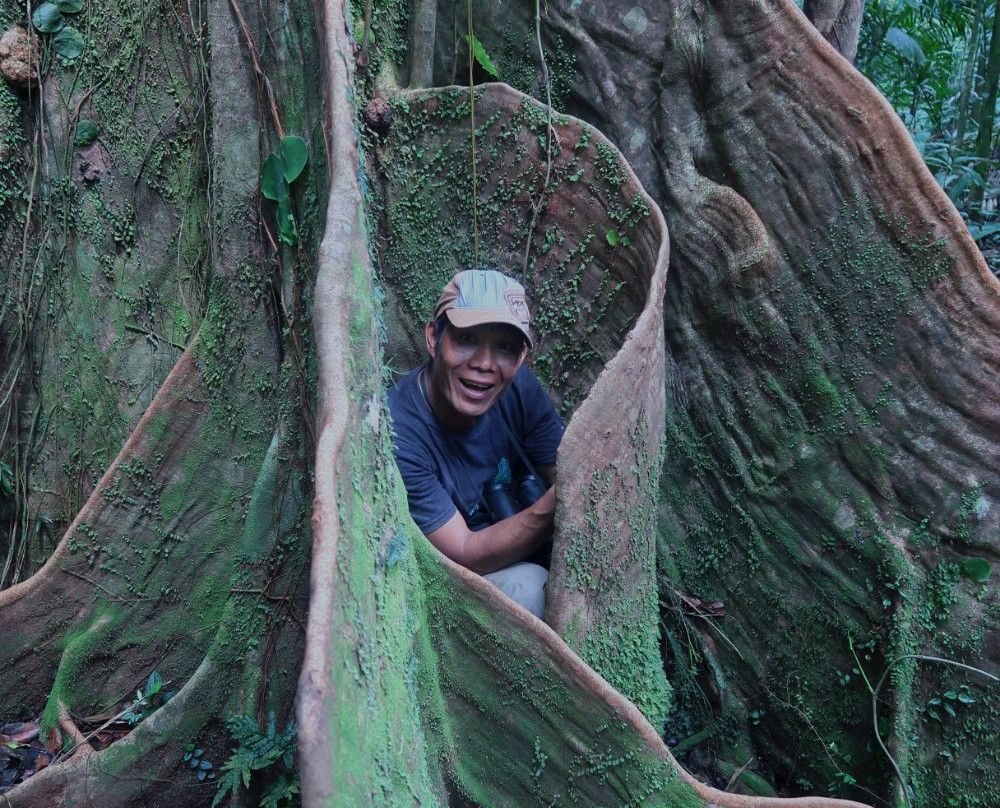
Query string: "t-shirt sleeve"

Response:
xmin=516 ymin=368 xmax=564 ymax=468
xmin=391 ymin=434 xmax=459 ymax=535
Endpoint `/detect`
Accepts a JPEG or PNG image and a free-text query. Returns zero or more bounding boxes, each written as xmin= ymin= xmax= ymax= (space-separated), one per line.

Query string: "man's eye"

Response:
xmin=456 ymin=332 xmax=476 ymax=344
xmin=498 ymin=342 xmax=517 ymax=354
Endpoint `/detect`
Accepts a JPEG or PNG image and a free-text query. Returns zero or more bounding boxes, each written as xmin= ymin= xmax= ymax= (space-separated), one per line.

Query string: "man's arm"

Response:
xmin=426 ymin=484 xmax=556 ymax=575
xmin=537 ymin=464 xmax=556 ymax=487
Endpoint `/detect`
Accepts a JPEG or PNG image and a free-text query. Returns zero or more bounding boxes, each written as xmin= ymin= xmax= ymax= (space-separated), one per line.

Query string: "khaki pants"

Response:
xmin=483 ymin=562 xmax=548 ymax=618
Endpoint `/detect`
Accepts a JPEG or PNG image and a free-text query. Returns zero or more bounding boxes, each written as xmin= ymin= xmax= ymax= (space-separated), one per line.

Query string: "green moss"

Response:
xmin=656 ymin=189 xmax=989 ymax=800
xmin=376 ymin=89 xmax=649 ymax=416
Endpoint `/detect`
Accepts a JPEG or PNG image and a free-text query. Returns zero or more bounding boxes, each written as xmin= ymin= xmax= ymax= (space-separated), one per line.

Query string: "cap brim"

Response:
xmin=446 ymin=309 xmax=533 ymax=348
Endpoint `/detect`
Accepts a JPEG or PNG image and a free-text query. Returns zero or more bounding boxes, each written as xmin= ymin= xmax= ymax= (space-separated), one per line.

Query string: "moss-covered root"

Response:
xmin=418 ymin=541 xmax=874 ymax=808
xmin=374 ymin=81 xmax=674 ymax=726
xmin=2 ymin=654 xmax=221 ymax=807
xmin=296 ymin=1 xmax=444 ymax=804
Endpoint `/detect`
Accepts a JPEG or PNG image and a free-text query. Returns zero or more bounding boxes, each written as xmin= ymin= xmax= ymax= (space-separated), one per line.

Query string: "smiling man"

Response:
xmin=387 ymin=269 xmax=564 ymax=617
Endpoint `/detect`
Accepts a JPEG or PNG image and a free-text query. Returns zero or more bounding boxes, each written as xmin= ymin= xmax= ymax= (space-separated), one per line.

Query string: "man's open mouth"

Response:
xmin=459 ymin=379 xmax=492 ymax=393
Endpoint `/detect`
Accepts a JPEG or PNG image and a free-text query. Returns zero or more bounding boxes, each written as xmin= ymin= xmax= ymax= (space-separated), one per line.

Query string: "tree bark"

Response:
xmin=1 ymin=0 xmax=998 ymax=806
xmin=803 ymin=0 xmax=867 ymax=63
xmin=971 ymin=0 xmax=1000 ymax=217
xmin=954 ymin=0 xmax=986 ymax=149
xmin=407 ymin=0 xmax=437 ymax=87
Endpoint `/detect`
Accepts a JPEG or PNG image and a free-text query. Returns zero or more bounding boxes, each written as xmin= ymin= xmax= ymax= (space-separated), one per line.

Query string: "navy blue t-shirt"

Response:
xmin=387 ymin=363 xmax=563 ymax=535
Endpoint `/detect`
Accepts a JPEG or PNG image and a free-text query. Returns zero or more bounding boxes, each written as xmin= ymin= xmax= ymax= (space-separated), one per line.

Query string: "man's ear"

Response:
xmin=424 ymin=321 xmax=437 ymax=359
xmin=515 ymin=343 xmax=528 ymax=371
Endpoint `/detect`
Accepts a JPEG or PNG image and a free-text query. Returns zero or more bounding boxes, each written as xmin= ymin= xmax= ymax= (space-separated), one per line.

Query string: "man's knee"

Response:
xmin=483 ymin=562 xmax=548 ymax=618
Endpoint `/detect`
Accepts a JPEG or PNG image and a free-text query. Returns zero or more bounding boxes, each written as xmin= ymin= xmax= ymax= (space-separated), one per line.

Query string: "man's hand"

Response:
xmin=426 ymin=483 xmax=556 ymax=575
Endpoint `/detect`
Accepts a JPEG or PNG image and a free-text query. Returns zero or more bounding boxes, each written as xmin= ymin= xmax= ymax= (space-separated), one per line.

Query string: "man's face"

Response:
xmin=424 ymin=321 xmax=527 ymax=430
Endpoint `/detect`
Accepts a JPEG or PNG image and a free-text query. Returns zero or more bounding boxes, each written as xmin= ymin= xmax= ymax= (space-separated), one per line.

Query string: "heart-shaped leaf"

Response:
xmin=280 ymin=136 xmax=308 ymax=183
xmin=261 ymin=154 xmax=289 ymax=201
xmin=32 ymin=3 xmax=65 ymax=33
xmin=52 ymin=26 xmax=85 ymax=59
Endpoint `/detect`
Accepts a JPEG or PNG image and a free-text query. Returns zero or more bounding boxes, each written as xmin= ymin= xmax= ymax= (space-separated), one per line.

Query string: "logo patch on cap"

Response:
xmin=504 ymin=290 xmax=529 ymax=325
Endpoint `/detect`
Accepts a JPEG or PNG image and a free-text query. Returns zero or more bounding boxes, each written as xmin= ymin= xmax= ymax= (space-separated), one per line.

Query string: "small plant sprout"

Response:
xmin=184 ymin=745 xmax=216 ymax=781
xmin=261 ymin=136 xmax=309 ymax=246
xmin=121 ymin=671 xmax=174 ymax=725
xmin=606 ymin=229 xmax=630 ymax=248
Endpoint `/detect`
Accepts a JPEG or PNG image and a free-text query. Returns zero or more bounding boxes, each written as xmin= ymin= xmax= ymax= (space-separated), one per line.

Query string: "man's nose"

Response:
xmin=469 ymin=342 xmax=499 ymax=369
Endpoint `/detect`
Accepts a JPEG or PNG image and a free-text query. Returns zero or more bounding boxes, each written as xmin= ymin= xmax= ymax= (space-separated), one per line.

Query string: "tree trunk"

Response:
xmin=954 ymin=0 xmax=986 ymax=149
xmin=970 ymin=0 xmax=1000 ymax=217
xmin=1 ymin=0 xmax=997 ymax=806
xmin=407 ymin=0 xmax=437 ymax=86
xmin=803 ymin=0 xmax=867 ymax=63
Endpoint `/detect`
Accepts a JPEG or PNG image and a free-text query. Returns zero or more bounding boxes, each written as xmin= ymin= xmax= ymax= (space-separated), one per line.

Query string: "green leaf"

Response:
xmin=969 ymin=221 xmax=1000 ymax=243
xmin=277 ymin=197 xmax=298 ymax=245
xmin=606 ymin=230 xmax=619 ymax=246
xmin=961 ymin=557 xmax=991 ymax=583
xmin=199 ymin=760 xmax=213 ymax=770
xmin=463 ymin=34 xmax=500 ymax=79
xmin=74 ymin=120 xmax=99 ymax=147
xmin=52 ymin=26 xmax=85 ymax=59
xmin=261 ymin=154 xmax=289 ymax=201
xmin=145 ymin=671 xmax=162 ymax=697
xmin=279 ymin=136 xmax=308 ymax=183
xmin=32 ymin=3 xmax=65 ymax=33
xmin=957 ymin=692 xmax=976 ymax=704
xmin=885 ymin=27 xmax=925 ymax=65
xmin=54 ymin=0 xmax=84 ymax=11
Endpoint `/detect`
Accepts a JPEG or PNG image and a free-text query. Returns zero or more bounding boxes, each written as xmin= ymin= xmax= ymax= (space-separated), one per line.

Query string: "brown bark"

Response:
xmin=3 ymin=0 xmax=998 ymax=805
xmin=446 ymin=0 xmax=999 ymax=802
xmin=803 ymin=0 xmax=867 ymax=63
xmin=970 ymin=0 xmax=1000 ymax=216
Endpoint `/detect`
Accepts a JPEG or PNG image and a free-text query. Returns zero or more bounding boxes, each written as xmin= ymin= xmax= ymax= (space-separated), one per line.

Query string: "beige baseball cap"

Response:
xmin=432 ymin=269 xmax=533 ymax=348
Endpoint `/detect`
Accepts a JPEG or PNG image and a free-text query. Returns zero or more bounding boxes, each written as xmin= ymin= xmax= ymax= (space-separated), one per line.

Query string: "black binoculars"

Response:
xmin=482 ymin=474 xmax=547 ymax=523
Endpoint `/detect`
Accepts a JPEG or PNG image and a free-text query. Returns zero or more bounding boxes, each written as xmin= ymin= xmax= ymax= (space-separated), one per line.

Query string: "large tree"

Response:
xmin=0 ymin=2 xmax=996 ymax=808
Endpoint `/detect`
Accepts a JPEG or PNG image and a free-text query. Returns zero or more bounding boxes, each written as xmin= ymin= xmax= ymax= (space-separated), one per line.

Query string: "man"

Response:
xmin=387 ymin=269 xmax=563 ymax=618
